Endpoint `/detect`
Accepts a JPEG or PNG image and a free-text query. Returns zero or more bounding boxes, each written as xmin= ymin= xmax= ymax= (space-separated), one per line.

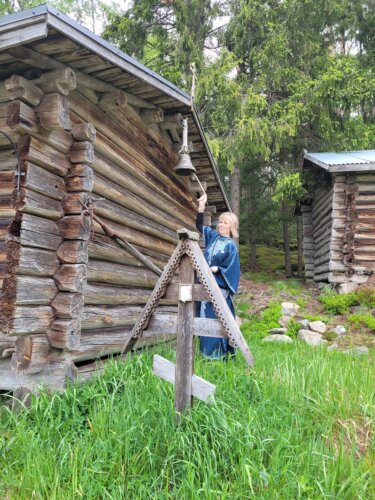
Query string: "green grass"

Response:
xmin=239 ymin=244 xmax=297 ymax=274
xmin=1 ymin=338 xmax=374 ymax=498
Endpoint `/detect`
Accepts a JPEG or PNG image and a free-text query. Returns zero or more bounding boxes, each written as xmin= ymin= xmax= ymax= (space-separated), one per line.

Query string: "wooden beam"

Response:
xmin=8 ymin=46 xmax=156 ymax=109
xmin=153 ymin=355 xmax=215 ymax=404
xmin=175 ymin=254 xmax=195 ymax=414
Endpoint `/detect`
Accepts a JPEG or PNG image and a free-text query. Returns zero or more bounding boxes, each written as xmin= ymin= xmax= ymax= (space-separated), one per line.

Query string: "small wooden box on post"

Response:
xmin=128 ymin=228 xmax=255 ymax=418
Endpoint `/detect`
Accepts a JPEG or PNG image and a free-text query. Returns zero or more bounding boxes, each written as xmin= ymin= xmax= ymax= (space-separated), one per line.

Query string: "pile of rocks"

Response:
xmin=263 ymin=301 xmax=346 ymax=346
xmin=261 ymin=301 xmax=370 ymax=356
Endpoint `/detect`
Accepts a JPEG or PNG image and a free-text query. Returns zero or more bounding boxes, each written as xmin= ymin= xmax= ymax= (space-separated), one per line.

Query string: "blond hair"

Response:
xmin=219 ymin=212 xmax=239 ymax=239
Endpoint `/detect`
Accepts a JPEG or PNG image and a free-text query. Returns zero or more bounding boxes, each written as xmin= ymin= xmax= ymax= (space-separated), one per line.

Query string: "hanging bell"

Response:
xmin=174 ymin=117 xmax=196 ymax=176
xmin=174 ymin=150 xmax=196 ymax=176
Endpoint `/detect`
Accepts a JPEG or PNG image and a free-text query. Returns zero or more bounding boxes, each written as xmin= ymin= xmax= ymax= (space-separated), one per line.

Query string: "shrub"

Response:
xmin=287 ymin=318 xmax=301 ymax=338
xmin=348 ymin=313 xmax=375 ymax=332
xmin=319 ymin=292 xmax=358 ymax=314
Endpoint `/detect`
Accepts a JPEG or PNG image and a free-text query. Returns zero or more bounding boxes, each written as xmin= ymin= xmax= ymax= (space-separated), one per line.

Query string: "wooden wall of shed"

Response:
xmin=302 ymin=172 xmax=374 ymax=291
xmin=0 ymin=68 xmax=199 ymax=391
xmin=328 ymin=172 xmax=375 ymax=291
xmin=311 ymin=185 xmax=334 ymax=282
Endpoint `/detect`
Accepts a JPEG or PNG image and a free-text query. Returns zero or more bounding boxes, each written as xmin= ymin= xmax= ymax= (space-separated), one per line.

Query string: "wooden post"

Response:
xmin=174 ymin=253 xmax=195 ymax=416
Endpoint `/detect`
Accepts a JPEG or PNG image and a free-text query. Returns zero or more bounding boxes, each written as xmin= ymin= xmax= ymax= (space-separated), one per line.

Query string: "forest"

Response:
xmin=3 ymin=0 xmax=375 ymax=276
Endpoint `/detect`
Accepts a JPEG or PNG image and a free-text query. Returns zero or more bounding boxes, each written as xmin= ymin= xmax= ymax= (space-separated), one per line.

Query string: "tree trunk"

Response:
xmin=230 ymin=163 xmax=240 ymax=247
xmin=282 ymin=201 xmax=292 ymax=277
xmin=247 ymin=183 xmax=258 ymax=271
xmin=296 ymin=215 xmax=303 ymax=278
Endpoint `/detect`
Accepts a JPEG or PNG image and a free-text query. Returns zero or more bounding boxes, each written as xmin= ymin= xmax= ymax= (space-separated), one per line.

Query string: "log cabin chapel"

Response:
xmin=0 ymin=5 xmax=231 ymax=394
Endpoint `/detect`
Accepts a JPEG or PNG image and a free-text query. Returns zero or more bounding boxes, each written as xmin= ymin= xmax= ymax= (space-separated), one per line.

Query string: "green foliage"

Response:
xmin=319 ymin=289 xmax=375 ymax=315
xmin=348 ymin=313 xmax=375 ymax=332
xmin=319 ymin=292 xmax=359 ymax=314
xmin=273 ymin=173 xmax=306 ymax=204
xmin=0 ymin=345 xmax=374 ymax=497
xmin=356 ymin=289 xmax=375 ymax=309
xmin=286 ymin=318 xmax=301 ymax=338
xmin=323 ymin=331 xmax=339 ymax=342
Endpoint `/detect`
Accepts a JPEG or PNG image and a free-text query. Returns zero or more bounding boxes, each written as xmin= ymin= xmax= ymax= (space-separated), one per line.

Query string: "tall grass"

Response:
xmin=0 ymin=340 xmax=374 ymax=498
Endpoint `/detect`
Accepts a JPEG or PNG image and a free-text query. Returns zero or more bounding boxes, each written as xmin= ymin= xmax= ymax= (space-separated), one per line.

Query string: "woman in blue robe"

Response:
xmin=196 ymin=194 xmax=240 ymax=360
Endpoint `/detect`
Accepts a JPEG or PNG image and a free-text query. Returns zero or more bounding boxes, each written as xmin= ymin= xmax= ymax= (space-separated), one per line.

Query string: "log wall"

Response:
xmin=302 ymin=172 xmax=375 ymax=291
xmin=0 ymin=68 xmax=198 ymax=392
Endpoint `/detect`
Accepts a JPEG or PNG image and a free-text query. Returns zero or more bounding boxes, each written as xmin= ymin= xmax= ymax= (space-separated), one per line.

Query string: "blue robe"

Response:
xmin=198 ymin=225 xmax=240 ymax=359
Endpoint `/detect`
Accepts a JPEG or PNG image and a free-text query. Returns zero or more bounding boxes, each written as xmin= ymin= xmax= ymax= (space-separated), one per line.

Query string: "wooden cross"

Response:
xmin=125 ymin=229 xmax=255 ymax=416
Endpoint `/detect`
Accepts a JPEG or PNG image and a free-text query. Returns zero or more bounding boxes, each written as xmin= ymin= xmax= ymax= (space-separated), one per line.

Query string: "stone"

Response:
xmin=332 ymin=325 xmax=346 ymax=335
xmin=298 ymin=329 xmax=328 ymax=347
xmin=281 ymin=302 xmax=300 ymax=317
xmin=263 ymin=335 xmax=293 ymax=343
xmin=337 ymin=282 xmax=358 ymax=294
xmin=279 ymin=315 xmax=292 ymax=328
xmin=371 ymin=309 xmax=375 ymax=318
xmin=268 ymin=327 xmax=288 ymax=335
xmin=327 ymin=342 xmax=339 ymax=351
xmin=308 ymin=321 xmax=327 ymax=334
xmin=346 ymin=346 xmax=370 ymax=357
xmin=298 ymin=319 xmax=310 ymax=329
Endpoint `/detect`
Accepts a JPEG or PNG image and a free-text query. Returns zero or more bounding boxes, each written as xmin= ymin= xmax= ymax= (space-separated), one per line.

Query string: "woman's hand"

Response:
xmin=197 ymin=193 xmax=207 ymax=213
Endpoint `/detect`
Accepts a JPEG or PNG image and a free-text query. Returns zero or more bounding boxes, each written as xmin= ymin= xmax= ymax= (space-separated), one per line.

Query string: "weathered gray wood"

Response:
xmin=12 ymin=334 xmax=51 ymax=374
xmin=15 ymin=187 xmax=64 ymax=220
xmin=0 ymin=100 xmax=38 ymax=140
xmin=47 ymin=318 xmax=81 ymax=349
xmin=93 ymin=198 xmax=178 ymax=244
xmin=131 ymin=239 xmax=185 ymax=338
xmin=141 ymin=107 xmax=164 ymax=124
xmin=62 ymin=192 xmax=91 ymax=215
xmin=71 ymin=122 xmax=96 ymax=142
xmin=0 ymin=333 xmax=16 ymax=358
xmin=87 ymin=260 xmax=158 ymax=288
xmin=0 ymin=357 xmax=76 ymax=391
xmin=36 ymin=67 xmax=77 ymax=95
xmin=84 ymin=283 xmax=153 ymax=305
xmin=153 ymin=355 xmax=215 ymax=404
xmin=14 ymin=213 xmax=62 ymax=250
xmin=21 ymin=162 xmax=66 ymax=200
xmin=52 ymin=292 xmax=83 ymax=319
xmin=54 ymin=264 xmax=87 ymax=293
xmin=10 ymin=306 xmax=54 ymax=335
xmin=164 ymin=283 xmax=210 ymax=302
xmin=65 ymin=163 xmax=94 ymax=192
xmin=2 ymin=75 xmax=43 ymax=106
xmin=57 ymin=240 xmax=89 ymax=264
xmin=0 ymin=21 xmax=47 ymax=51
xmin=25 ymin=135 xmax=71 ymax=175
xmin=36 ymin=93 xmax=70 ymax=130
xmin=10 ymin=276 xmax=57 ymax=305
xmin=69 ymin=141 xmax=94 ymax=165
xmin=0 ymin=149 xmax=16 ymax=171
xmin=175 ymin=254 xmax=195 ymax=414
xmin=58 ymin=215 xmax=91 ymax=241
xmin=81 ymin=305 xmax=176 ymax=330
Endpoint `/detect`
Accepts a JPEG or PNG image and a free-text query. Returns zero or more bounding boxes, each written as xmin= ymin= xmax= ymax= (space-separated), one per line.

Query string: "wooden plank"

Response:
xmin=0 ymin=22 xmax=47 ymax=51
xmin=175 ymin=254 xmax=195 ymax=414
xmin=153 ymin=355 xmax=215 ymax=404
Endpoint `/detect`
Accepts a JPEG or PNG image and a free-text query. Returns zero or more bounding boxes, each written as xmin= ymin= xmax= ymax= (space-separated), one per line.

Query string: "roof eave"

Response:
xmin=0 ymin=4 xmax=191 ymax=106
